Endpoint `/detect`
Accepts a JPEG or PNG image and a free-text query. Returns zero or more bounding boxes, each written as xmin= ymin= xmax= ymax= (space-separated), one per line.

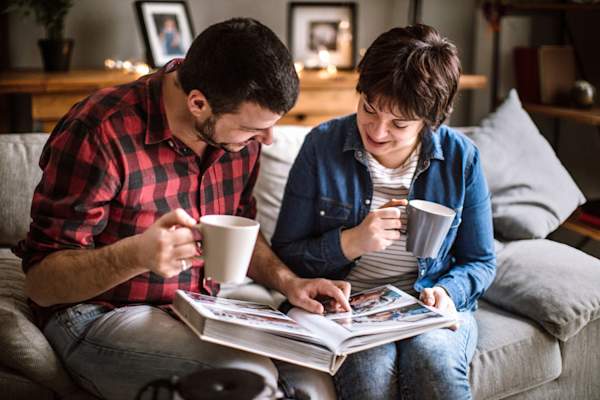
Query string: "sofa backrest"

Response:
xmin=0 ymin=134 xmax=48 ymax=247
xmin=255 ymin=125 xmax=311 ymax=243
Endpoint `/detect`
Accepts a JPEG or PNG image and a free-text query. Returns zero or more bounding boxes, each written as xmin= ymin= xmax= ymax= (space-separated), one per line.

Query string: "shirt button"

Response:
xmin=167 ymin=140 xmax=174 ymax=148
xmin=365 ymin=199 xmax=371 ymax=205
xmin=319 ymin=210 xmax=325 ymax=216
xmin=420 ymin=269 xmax=426 ymax=276
xmin=357 ymin=151 xmax=363 ymax=157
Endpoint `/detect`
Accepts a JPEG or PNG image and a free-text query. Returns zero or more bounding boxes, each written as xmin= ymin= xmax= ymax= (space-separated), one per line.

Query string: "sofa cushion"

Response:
xmin=255 ymin=125 xmax=311 ymax=243
xmin=0 ymin=133 xmax=48 ymax=247
xmin=0 ymin=248 xmax=80 ymax=397
xmin=471 ymin=301 xmax=561 ymax=400
xmin=483 ymin=239 xmax=600 ymax=341
xmin=462 ymin=90 xmax=585 ymax=240
xmin=0 ymin=364 xmax=54 ymax=400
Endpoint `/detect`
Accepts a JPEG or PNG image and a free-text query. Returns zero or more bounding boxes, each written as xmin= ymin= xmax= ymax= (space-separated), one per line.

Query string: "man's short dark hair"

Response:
xmin=357 ymin=24 xmax=461 ymax=129
xmin=178 ymin=18 xmax=299 ymax=115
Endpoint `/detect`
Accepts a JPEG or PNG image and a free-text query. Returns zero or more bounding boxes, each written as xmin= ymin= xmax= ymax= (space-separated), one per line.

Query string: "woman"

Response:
xmin=271 ymin=24 xmax=496 ymax=400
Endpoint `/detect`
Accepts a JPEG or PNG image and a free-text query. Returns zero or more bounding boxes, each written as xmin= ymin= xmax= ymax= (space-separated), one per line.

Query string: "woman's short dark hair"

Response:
xmin=357 ymin=24 xmax=461 ymax=129
xmin=178 ymin=18 xmax=299 ymax=115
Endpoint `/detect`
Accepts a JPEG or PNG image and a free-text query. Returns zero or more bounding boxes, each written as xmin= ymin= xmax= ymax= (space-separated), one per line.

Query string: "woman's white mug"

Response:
xmin=194 ymin=215 xmax=260 ymax=284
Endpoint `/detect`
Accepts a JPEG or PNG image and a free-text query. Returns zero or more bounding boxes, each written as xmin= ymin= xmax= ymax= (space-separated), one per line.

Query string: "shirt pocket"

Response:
xmin=317 ymin=197 xmax=352 ymax=231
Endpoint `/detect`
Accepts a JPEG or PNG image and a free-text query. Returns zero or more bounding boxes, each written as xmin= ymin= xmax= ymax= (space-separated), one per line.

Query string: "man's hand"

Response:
xmin=420 ymin=287 xmax=460 ymax=331
xmin=283 ymin=277 xmax=351 ymax=314
xmin=135 ymin=208 xmax=198 ymax=278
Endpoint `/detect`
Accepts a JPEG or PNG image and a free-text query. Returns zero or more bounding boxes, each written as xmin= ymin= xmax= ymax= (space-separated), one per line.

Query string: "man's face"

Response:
xmin=193 ymin=102 xmax=281 ymax=152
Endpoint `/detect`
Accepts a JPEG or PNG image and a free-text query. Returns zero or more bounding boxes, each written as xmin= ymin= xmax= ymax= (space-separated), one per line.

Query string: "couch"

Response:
xmin=1 ymin=91 xmax=599 ymax=400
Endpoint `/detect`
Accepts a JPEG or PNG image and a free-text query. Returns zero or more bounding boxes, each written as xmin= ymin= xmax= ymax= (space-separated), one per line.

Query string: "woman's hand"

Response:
xmin=340 ymin=199 xmax=408 ymax=260
xmin=420 ymin=287 xmax=460 ymax=331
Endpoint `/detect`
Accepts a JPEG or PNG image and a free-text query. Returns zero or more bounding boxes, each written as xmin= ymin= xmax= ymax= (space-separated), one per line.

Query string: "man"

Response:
xmin=14 ymin=18 xmax=349 ymax=399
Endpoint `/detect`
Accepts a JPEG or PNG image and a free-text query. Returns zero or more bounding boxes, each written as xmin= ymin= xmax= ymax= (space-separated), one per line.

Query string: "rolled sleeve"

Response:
xmin=13 ymin=121 xmax=119 ymax=272
xmin=434 ymin=147 xmax=496 ymax=311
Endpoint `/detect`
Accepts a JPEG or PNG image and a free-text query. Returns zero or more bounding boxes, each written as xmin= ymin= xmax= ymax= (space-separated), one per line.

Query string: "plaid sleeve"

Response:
xmin=235 ymin=145 xmax=260 ymax=220
xmin=14 ymin=120 xmax=120 ymax=271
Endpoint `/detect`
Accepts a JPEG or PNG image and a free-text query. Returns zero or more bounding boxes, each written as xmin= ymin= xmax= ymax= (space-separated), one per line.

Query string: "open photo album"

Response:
xmin=171 ymin=284 xmax=456 ymax=374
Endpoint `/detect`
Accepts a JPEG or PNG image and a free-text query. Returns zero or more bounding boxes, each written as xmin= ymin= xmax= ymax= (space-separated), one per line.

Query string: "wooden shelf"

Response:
xmin=297 ymin=70 xmax=486 ymax=90
xmin=0 ymin=69 xmax=143 ymax=94
xmin=503 ymin=2 xmax=600 ymax=14
xmin=523 ymin=103 xmax=600 ymax=126
xmin=563 ymin=210 xmax=600 ymax=242
xmin=484 ymin=1 xmax=600 ymax=18
xmin=459 ymin=74 xmax=488 ymax=90
xmin=0 ymin=69 xmax=486 ymax=131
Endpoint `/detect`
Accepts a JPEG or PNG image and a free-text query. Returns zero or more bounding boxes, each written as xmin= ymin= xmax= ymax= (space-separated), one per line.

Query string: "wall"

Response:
xmin=9 ymin=0 xmax=400 ymax=69
xmin=7 ymin=0 xmax=478 ymax=125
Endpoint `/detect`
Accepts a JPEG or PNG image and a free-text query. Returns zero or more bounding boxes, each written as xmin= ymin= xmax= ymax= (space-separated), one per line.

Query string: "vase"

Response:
xmin=38 ymin=39 xmax=75 ymax=72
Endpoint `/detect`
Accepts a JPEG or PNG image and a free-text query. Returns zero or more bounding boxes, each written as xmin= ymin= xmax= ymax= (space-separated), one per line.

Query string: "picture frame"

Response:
xmin=288 ymin=2 xmax=357 ymax=70
xmin=134 ymin=1 xmax=195 ymax=68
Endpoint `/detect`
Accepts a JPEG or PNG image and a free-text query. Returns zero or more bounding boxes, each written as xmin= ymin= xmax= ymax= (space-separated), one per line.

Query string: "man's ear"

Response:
xmin=187 ymin=89 xmax=212 ymax=118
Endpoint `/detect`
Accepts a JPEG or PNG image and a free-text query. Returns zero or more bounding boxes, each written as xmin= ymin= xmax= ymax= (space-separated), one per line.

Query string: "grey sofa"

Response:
xmin=1 ymin=126 xmax=600 ymax=398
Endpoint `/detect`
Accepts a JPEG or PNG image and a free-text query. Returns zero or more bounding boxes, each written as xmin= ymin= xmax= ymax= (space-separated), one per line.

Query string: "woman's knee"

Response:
xmin=333 ymin=343 xmax=398 ymax=400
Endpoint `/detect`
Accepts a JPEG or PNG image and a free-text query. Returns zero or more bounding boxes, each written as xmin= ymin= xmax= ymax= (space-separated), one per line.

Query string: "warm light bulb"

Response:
xmin=294 ymin=62 xmax=304 ymax=74
xmin=104 ymin=58 xmax=116 ymax=69
xmin=134 ymin=63 xmax=150 ymax=75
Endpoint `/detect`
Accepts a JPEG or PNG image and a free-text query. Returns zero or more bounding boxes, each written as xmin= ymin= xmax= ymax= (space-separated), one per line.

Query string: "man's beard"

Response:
xmin=193 ymin=115 xmax=245 ymax=153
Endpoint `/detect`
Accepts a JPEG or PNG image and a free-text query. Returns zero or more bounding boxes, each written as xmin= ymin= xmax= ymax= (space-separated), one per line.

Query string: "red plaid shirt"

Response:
xmin=14 ymin=60 xmax=260 ymax=309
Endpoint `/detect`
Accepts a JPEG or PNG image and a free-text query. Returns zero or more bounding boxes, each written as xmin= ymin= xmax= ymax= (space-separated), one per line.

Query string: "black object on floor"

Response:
xmin=136 ymin=368 xmax=275 ymax=400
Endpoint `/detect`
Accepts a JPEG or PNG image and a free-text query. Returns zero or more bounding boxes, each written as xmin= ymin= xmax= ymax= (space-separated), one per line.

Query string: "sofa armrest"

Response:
xmin=0 ymin=249 xmax=80 ymax=396
xmin=483 ymin=239 xmax=600 ymax=341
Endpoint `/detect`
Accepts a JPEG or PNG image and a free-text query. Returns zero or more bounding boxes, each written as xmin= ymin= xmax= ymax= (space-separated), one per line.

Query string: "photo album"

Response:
xmin=171 ymin=284 xmax=456 ymax=374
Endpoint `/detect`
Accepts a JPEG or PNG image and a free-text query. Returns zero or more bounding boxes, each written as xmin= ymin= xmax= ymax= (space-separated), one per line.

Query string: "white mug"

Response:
xmin=195 ymin=215 xmax=260 ymax=284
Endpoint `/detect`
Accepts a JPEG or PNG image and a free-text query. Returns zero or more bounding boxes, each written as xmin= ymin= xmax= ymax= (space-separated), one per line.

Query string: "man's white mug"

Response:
xmin=195 ymin=215 xmax=260 ymax=284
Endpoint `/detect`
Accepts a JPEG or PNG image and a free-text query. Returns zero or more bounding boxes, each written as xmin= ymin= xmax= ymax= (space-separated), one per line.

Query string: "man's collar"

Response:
xmin=144 ymin=59 xmax=183 ymax=146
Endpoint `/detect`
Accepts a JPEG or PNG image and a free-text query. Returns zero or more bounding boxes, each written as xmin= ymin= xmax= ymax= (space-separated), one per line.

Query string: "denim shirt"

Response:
xmin=271 ymin=114 xmax=496 ymax=311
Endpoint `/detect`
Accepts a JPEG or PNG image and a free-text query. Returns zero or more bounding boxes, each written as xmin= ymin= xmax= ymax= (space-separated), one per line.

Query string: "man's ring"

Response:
xmin=180 ymin=259 xmax=191 ymax=272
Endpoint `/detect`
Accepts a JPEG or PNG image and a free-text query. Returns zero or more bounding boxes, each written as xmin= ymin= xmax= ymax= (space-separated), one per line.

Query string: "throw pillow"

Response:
xmin=483 ymin=239 xmax=600 ymax=341
xmin=463 ymin=90 xmax=585 ymax=239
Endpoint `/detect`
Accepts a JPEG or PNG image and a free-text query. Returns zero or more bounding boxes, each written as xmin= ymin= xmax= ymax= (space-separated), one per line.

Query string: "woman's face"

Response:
xmin=356 ymin=95 xmax=425 ymax=167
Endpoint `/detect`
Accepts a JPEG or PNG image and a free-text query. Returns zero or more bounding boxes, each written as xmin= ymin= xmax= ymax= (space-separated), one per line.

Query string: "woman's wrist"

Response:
xmin=340 ymin=227 xmax=363 ymax=261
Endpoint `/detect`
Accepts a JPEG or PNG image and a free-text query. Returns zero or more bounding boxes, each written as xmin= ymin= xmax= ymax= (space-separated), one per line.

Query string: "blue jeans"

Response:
xmin=333 ymin=312 xmax=477 ymax=400
xmin=44 ymin=303 xmax=281 ymax=399
xmin=44 ymin=303 xmax=334 ymax=400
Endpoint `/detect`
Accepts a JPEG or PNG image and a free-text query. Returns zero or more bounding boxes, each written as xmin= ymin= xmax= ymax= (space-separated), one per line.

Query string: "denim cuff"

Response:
xmin=321 ymin=227 xmax=352 ymax=270
xmin=435 ymin=279 xmax=467 ymax=311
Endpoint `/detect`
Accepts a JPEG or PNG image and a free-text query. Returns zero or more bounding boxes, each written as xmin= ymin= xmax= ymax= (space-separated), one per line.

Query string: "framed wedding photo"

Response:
xmin=134 ymin=1 xmax=195 ymax=68
xmin=288 ymin=2 xmax=357 ymax=70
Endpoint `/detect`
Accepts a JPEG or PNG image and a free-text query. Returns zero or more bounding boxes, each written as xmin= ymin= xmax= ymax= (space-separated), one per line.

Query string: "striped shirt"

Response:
xmin=346 ymin=144 xmax=421 ymax=295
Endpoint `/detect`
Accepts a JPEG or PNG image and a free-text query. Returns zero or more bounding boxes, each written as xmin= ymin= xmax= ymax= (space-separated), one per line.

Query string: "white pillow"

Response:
xmin=255 ymin=125 xmax=311 ymax=243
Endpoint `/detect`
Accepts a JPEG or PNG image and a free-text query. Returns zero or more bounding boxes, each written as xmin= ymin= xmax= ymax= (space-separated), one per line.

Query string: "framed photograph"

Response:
xmin=288 ymin=2 xmax=357 ymax=70
xmin=134 ymin=1 xmax=195 ymax=68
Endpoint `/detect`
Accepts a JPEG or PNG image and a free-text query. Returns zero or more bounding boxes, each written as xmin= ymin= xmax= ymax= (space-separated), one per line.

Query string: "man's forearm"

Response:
xmin=247 ymin=234 xmax=297 ymax=295
xmin=25 ymin=235 xmax=147 ymax=307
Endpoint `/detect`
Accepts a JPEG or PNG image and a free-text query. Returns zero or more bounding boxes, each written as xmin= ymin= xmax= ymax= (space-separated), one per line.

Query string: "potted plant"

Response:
xmin=5 ymin=0 xmax=76 ymax=71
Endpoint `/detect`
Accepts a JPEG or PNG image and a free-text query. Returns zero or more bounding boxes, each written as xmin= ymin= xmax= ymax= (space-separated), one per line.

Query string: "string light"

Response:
xmin=104 ymin=58 xmax=150 ymax=75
